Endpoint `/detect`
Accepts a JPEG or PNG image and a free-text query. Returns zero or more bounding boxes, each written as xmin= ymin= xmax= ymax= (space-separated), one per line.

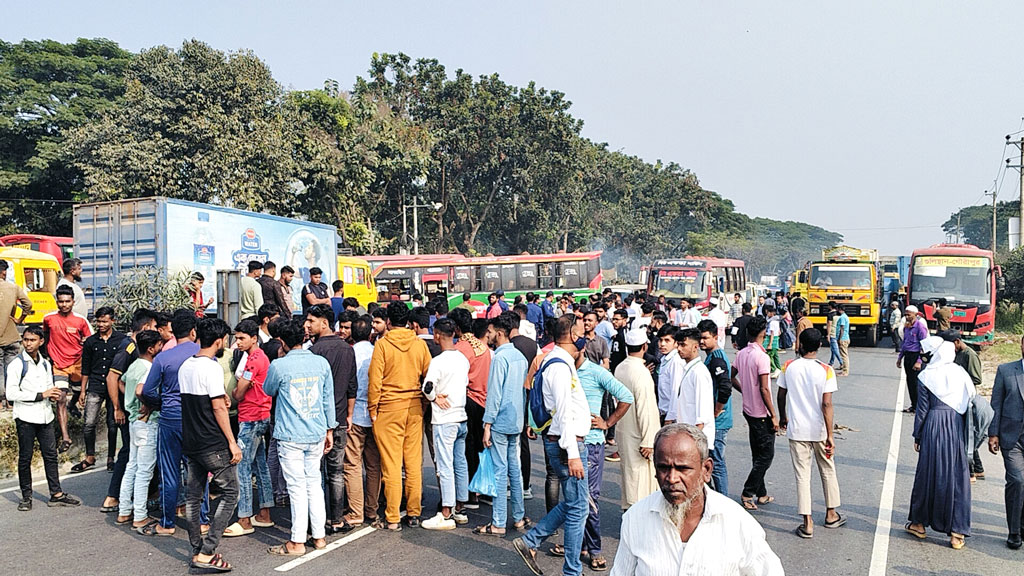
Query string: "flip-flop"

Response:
xmin=902 ymin=407 xmax=915 ymax=413
xmin=741 ymin=498 xmax=758 ymax=511
xmin=70 ymin=460 xmax=94 ymax=473
xmin=904 ymin=522 xmax=926 ymax=539
xmin=223 ymin=522 xmax=254 ymax=537
xmin=137 ymin=522 xmax=174 ymax=536
xmin=512 ymin=537 xmax=544 ymax=576
xmin=590 ymin=555 xmax=609 ymax=571
xmin=824 ymin=514 xmax=846 ymax=529
xmin=795 ymin=525 xmax=813 ymax=539
xmin=115 ymin=516 xmax=132 ymax=525
xmin=951 ymin=534 xmax=966 ymax=550
xmin=251 ymin=519 xmax=276 ymax=528
xmin=191 ymin=553 xmax=233 ymax=572
xmin=268 ymin=544 xmax=305 ymax=556
xmin=304 ymin=538 xmax=327 ymax=550
xmin=549 ymin=543 xmax=565 ymax=557
xmin=100 ymin=505 xmax=118 ymax=513
xmin=756 ymin=496 xmax=775 ymax=506
xmin=513 ymin=517 xmax=533 ymax=531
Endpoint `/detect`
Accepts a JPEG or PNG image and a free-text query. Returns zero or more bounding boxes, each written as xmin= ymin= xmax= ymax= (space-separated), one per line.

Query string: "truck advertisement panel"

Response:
xmin=165 ymin=202 xmax=336 ymax=310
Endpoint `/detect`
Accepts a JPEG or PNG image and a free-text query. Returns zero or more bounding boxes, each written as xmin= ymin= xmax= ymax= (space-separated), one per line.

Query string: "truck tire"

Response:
xmin=864 ymin=327 xmax=879 ymax=348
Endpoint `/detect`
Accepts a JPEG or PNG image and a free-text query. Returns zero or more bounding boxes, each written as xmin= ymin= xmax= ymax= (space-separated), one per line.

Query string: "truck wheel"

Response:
xmin=864 ymin=328 xmax=878 ymax=348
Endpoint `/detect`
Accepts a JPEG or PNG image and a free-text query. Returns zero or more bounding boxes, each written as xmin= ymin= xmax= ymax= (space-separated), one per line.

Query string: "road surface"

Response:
xmin=1 ymin=344 xmax=1020 ymax=575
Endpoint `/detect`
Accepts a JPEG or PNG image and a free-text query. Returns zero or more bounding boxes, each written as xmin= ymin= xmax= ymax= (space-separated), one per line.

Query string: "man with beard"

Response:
xmin=610 ymin=423 xmax=783 ymax=575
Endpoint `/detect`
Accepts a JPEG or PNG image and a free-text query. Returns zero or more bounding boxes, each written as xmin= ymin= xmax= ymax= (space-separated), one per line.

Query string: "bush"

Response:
xmin=1000 ymin=247 xmax=1024 ymax=305
xmin=100 ymin=267 xmax=195 ymax=329
xmin=996 ymin=301 xmax=1024 ymax=334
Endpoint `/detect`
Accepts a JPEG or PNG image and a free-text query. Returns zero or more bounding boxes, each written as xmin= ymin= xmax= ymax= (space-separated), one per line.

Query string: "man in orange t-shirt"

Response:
xmin=42 ymin=285 xmax=92 ymax=451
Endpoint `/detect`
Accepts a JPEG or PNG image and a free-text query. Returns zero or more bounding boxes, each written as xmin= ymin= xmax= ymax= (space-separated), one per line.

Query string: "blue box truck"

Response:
xmin=73 ymin=197 xmax=339 ymax=314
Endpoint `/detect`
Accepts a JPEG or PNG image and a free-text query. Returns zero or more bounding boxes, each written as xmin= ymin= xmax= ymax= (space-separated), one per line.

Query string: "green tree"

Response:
xmin=0 ymin=38 xmax=131 ymax=235
xmin=944 ymin=201 xmax=1020 ymax=253
xmin=64 ymin=40 xmax=296 ymax=213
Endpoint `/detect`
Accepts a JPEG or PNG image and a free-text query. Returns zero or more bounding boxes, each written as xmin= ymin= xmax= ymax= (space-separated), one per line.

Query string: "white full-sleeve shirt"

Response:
xmin=666 ymin=356 xmax=715 ymax=447
xmin=542 ymin=345 xmax=591 ymax=460
xmin=610 ymin=489 xmax=784 ymax=576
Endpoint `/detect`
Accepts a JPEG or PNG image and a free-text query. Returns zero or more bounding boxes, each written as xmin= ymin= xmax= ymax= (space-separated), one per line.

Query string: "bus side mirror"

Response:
xmin=996 ymin=266 xmax=1006 ymax=292
xmin=699 ymin=272 xmax=709 ymax=293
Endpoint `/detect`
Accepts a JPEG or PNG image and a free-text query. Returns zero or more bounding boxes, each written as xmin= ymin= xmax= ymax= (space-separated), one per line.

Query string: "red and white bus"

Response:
xmin=646 ymin=258 xmax=747 ymax=308
xmin=0 ymin=234 xmax=74 ymax=266
xmin=907 ymin=243 xmax=1003 ymax=345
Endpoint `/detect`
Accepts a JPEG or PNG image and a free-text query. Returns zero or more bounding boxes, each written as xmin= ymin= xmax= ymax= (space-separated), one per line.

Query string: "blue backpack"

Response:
xmin=529 ymin=356 xmax=569 ymax=433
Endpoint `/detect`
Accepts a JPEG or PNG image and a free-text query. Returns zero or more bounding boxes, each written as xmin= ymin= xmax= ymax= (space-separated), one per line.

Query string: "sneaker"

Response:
xmin=48 ymin=493 xmax=81 ymax=507
xmin=523 ymin=487 xmax=533 ymax=500
xmin=479 ymin=495 xmax=493 ymax=506
xmin=452 ymin=510 xmax=469 ymax=525
xmin=18 ymin=498 xmax=32 ymax=512
xmin=421 ymin=512 xmax=456 ymax=531
xmin=464 ymin=495 xmax=480 ymax=509
xmin=605 ymin=451 xmax=620 ymax=463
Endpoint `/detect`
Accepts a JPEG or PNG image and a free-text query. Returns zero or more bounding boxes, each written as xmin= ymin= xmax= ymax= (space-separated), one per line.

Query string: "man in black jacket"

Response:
xmin=258 ymin=261 xmax=291 ymax=315
xmin=304 ymin=304 xmax=358 ymax=533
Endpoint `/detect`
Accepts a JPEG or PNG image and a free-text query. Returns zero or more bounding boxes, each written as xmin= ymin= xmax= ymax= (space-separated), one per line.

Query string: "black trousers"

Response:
xmin=17 ymin=419 xmax=62 ymax=499
xmin=107 ymin=419 xmax=131 ymax=498
xmin=520 ymin=411 xmax=532 ymax=491
xmin=466 ymin=399 xmax=486 ymax=485
xmin=903 ymin=352 xmax=920 ymax=409
xmin=742 ymin=413 xmax=776 ymax=499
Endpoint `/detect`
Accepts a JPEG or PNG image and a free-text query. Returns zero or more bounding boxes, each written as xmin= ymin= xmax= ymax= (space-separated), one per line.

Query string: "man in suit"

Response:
xmin=989 ymin=334 xmax=1024 ymax=550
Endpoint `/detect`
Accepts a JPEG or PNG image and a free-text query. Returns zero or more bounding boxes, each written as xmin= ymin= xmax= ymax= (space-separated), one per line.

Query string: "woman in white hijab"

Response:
xmin=906 ymin=336 xmax=976 ymax=549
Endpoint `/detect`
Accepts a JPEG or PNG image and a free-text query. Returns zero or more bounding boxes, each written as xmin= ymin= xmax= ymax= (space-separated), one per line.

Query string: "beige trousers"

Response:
xmin=789 ymin=439 xmax=841 ymax=516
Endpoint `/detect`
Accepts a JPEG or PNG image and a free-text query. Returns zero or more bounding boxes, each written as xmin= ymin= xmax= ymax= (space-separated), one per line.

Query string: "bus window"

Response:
xmin=562 ymin=261 xmax=580 ymax=289
xmin=501 ymin=264 xmax=517 ymax=291
xmin=452 ymin=266 xmax=474 ymax=293
xmin=518 ymin=263 xmax=538 ymax=290
xmin=538 ymin=263 xmax=554 ymax=289
xmin=587 ymin=258 xmax=600 ymax=287
xmin=482 ymin=265 xmax=501 ymax=292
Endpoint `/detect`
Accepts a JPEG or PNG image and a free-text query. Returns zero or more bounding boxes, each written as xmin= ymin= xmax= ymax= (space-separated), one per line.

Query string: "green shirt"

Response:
xmin=954 ymin=345 xmax=982 ymax=388
xmin=124 ymin=358 xmax=157 ymax=424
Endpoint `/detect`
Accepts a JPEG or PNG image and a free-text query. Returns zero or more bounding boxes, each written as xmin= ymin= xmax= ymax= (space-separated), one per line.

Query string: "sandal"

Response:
xmin=268 ymin=544 xmax=306 ymax=556
xmin=70 ymin=460 xmax=94 ymax=473
xmin=304 ymin=538 xmax=327 ymax=550
xmin=741 ymin=498 xmax=758 ymax=511
xmin=223 ymin=522 xmax=254 ymax=537
xmin=473 ymin=524 xmax=506 ymax=537
xmin=58 ymin=440 xmax=72 ymax=454
xmin=513 ymin=517 xmax=533 ymax=531
xmin=795 ymin=525 xmax=813 ymax=539
xmin=756 ymin=496 xmax=774 ymax=506
xmin=951 ymin=534 xmax=965 ymax=550
xmin=590 ymin=555 xmax=609 ymax=571
xmin=550 ymin=543 xmax=565 ymax=557
xmin=115 ymin=515 xmax=132 ymax=525
xmin=902 ymin=407 xmax=916 ymax=413
xmin=371 ymin=518 xmax=402 ymax=532
xmin=824 ymin=514 xmax=846 ymax=529
xmin=137 ymin=522 xmax=174 ymax=536
xmin=106 ymin=460 xmax=115 ymax=472
xmin=191 ymin=553 xmax=233 ymax=572
xmin=904 ymin=522 xmax=926 ymax=539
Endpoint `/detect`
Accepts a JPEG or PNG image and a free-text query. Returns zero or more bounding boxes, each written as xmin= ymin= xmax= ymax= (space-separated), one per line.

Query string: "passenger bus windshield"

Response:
xmin=911 ymin=256 xmax=990 ymax=304
xmin=652 ymin=269 xmax=703 ymax=299
xmin=810 ymin=265 xmax=872 ymax=288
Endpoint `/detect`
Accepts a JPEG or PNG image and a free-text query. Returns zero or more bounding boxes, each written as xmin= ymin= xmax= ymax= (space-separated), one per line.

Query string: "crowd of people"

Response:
xmin=4 ymin=258 xmax=1024 ymax=574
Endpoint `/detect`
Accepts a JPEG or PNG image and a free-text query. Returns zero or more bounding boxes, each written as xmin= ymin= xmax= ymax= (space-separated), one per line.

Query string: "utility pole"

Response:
xmin=1005 ymin=135 xmax=1024 ymax=251
xmin=955 ymin=211 xmax=962 ymax=243
xmin=985 ymin=189 xmax=997 ymax=253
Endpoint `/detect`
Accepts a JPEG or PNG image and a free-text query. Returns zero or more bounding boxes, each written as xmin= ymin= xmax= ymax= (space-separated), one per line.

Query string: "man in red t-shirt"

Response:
xmin=224 ymin=318 xmax=273 ymax=537
xmin=43 ymin=285 xmax=93 ymax=451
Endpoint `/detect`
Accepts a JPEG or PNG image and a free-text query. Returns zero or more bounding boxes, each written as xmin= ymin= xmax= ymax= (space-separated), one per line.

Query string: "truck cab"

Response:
xmin=0 ymin=247 xmax=61 ymax=324
xmin=806 ymin=246 xmax=883 ymax=346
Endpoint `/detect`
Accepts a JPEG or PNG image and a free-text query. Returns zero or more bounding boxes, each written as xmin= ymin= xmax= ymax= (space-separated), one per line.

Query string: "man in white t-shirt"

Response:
xmin=777 ymin=327 xmax=843 ymax=538
xmin=707 ymin=298 xmax=728 ymax=350
xmin=56 ymin=257 xmax=89 ymax=319
xmin=665 ymin=328 xmax=715 ymax=448
xmin=421 ymin=318 xmax=471 ymax=531
xmin=680 ymin=298 xmax=702 ymax=329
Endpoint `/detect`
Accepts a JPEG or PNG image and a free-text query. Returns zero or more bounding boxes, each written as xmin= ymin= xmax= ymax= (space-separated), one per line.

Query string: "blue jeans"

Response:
xmin=489 ymin=431 xmax=524 ymax=528
xmin=710 ymin=427 xmax=729 ymax=496
xmin=119 ymin=419 xmax=159 ymax=521
xmin=236 ymin=419 xmax=274 ymax=518
xmin=583 ymin=443 xmax=605 ymax=555
xmin=433 ymin=422 xmax=469 ymax=508
xmin=524 ymin=438 xmax=589 ymax=576
xmin=829 ymin=337 xmax=840 ymax=366
xmin=157 ymin=421 xmax=209 ymax=529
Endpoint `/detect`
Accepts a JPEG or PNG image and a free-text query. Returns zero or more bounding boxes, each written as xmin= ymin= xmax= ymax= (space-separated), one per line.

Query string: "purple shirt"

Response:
xmin=899 ymin=318 xmax=928 ymax=360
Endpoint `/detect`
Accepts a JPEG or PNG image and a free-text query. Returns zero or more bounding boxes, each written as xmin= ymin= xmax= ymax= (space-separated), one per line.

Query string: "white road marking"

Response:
xmin=274 ymin=526 xmax=376 ymax=572
xmin=274 ymin=510 xmax=405 ymax=572
xmin=0 ymin=465 xmax=106 ymax=495
xmin=867 ymin=368 xmax=907 ymax=576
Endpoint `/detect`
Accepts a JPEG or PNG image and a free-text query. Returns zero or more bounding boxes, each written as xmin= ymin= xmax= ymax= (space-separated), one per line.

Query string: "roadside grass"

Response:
xmin=0 ymin=411 xmax=85 ymax=478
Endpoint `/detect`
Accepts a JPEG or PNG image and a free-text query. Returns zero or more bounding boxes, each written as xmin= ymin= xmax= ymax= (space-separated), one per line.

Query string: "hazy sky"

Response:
xmin=6 ymin=1 xmax=1023 ymax=256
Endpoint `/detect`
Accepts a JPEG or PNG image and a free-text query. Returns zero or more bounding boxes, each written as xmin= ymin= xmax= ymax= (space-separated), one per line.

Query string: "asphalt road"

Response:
xmin=1 ymin=343 xmax=1021 ymax=576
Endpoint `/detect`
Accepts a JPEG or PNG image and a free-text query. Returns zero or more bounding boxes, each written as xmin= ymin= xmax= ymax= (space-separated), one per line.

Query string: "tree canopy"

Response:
xmin=943 ymin=200 xmax=1020 ymax=254
xmin=3 ymin=39 xmax=843 ymax=279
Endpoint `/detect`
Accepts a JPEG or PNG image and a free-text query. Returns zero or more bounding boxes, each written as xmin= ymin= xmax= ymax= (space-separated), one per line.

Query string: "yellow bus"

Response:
xmin=337 ymin=256 xmax=376 ymax=309
xmin=0 ymin=247 xmax=61 ymax=324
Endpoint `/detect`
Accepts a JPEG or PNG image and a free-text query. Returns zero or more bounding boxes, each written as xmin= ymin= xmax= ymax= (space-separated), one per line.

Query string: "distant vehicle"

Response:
xmin=646 ymin=258 xmax=746 ymax=310
xmin=907 ymin=243 xmax=1003 ymax=345
xmin=0 ymin=234 xmax=74 ymax=267
xmin=74 ymin=198 xmax=340 ymax=315
xmin=805 ymin=245 xmax=883 ymax=346
xmin=0 ymin=246 xmax=60 ymax=324
xmin=370 ymin=251 xmax=603 ymax=314
xmin=336 ymin=256 xmax=377 ymax=309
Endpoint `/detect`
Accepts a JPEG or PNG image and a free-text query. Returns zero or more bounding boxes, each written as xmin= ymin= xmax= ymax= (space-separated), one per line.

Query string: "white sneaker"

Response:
xmin=452 ymin=510 xmax=469 ymax=525
xmin=523 ymin=487 xmax=533 ymax=500
xmin=421 ymin=512 xmax=456 ymax=531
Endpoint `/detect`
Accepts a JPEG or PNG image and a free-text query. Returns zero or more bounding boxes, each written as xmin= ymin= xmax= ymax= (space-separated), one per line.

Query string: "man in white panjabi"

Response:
xmin=613 ymin=328 xmax=661 ymax=509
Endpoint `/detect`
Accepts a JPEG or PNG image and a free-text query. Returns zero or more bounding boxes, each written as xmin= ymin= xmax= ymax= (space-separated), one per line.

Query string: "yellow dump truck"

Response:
xmin=805 ymin=246 xmax=883 ymax=347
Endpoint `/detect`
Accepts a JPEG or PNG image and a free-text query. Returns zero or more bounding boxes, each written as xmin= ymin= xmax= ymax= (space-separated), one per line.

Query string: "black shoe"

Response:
xmin=48 ymin=493 xmax=81 ymax=507
xmin=17 ymin=498 xmax=32 ymax=512
xmin=1008 ymin=534 xmax=1023 ymax=550
xmin=403 ymin=515 xmax=420 ymax=528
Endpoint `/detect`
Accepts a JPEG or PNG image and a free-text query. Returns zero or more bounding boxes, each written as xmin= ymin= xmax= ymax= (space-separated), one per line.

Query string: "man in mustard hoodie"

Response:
xmin=368 ymin=303 xmax=432 ymax=530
